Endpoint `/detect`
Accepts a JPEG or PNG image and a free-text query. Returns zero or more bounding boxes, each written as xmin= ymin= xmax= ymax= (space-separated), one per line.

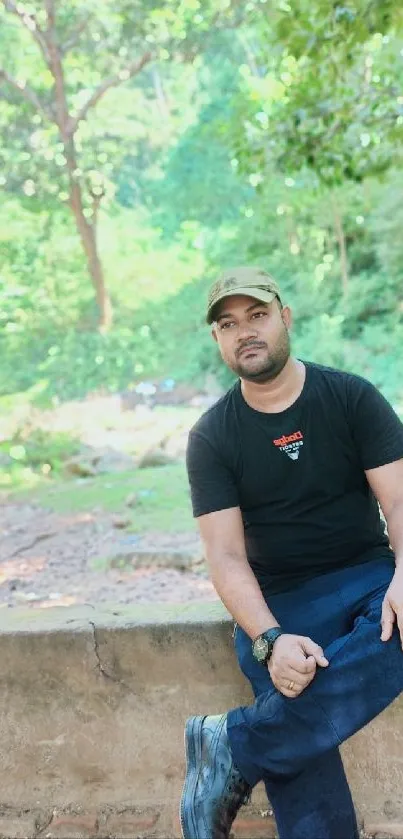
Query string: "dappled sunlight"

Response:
xmin=31 ymin=595 xmax=78 ymax=609
xmin=0 ymin=500 xmax=205 ymax=608
xmin=63 ymin=512 xmax=96 ymax=525
xmin=0 ymin=555 xmax=47 ymax=587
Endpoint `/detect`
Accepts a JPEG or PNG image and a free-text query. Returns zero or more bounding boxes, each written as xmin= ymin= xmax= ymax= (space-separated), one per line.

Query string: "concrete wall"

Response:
xmin=0 ymin=602 xmax=402 ymax=839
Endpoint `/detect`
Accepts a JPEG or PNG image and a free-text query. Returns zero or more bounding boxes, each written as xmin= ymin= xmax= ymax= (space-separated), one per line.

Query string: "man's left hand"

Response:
xmin=381 ymin=567 xmax=403 ymax=647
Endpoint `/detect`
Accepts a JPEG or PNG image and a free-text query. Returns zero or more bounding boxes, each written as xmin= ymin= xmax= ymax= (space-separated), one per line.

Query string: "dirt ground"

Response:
xmin=0 ymin=502 xmax=218 ymax=610
xmin=0 ymin=389 xmax=226 ymax=610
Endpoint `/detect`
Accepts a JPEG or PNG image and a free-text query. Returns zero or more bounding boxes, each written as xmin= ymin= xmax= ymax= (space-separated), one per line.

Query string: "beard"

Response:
xmin=229 ymin=327 xmax=291 ymax=383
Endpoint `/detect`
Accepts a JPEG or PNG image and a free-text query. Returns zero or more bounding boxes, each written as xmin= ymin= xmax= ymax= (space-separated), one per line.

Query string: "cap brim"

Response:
xmin=207 ymin=288 xmax=277 ymax=324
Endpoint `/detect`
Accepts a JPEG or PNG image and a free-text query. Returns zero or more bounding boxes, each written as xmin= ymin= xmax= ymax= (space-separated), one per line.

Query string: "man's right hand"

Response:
xmin=268 ymin=633 xmax=329 ymax=698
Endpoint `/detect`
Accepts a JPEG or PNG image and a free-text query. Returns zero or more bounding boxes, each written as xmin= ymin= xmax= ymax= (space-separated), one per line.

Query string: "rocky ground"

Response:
xmin=0 ymin=384 xmax=228 ymax=610
xmin=0 ymin=501 xmax=218 ymax=610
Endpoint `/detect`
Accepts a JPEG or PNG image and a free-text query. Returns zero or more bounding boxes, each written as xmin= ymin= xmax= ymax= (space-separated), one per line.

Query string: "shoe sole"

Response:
xmin=180 ymin=715 xmax=205 ymax=839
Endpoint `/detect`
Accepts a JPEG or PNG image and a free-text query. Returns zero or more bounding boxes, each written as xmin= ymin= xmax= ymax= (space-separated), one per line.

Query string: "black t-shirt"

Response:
xmin=186 ymin=362 xmax=403 ymax=595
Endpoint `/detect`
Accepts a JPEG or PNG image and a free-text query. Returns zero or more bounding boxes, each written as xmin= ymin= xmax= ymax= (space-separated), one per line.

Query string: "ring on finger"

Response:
xmin=287 ymin=680 xmax=295 ymax=691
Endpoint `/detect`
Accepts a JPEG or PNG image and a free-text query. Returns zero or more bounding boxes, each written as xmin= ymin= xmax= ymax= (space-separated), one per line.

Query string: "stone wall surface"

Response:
xmin=0 ymin=602 xmax=402 ymax=839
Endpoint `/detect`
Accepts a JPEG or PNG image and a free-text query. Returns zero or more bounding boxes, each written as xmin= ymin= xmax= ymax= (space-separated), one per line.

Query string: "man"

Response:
xmin=180 ymin=266 xmax=403 ymax=839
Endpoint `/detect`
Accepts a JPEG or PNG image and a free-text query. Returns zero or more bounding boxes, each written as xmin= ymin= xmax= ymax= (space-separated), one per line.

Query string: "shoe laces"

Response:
xmin=214 ymin=770 xmax=252 ymax=837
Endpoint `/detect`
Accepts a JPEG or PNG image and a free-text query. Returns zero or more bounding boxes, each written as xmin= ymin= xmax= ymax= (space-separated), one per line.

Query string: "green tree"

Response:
xmin=0 ymin=0 xmax=251 ymax=329
xmin=229 ymin=0 xmax=403 ymax=290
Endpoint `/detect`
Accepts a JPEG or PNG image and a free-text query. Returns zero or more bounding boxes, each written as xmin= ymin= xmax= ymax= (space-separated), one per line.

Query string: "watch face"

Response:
xmin=253 ymin=637 xmax=269 ymax=662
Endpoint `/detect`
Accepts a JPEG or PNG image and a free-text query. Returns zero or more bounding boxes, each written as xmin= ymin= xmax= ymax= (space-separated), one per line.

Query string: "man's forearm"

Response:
xmin=386 ymin=500 xmax=403 ymax=571
xmin=207 ymin=549 xmax=279 ymax=640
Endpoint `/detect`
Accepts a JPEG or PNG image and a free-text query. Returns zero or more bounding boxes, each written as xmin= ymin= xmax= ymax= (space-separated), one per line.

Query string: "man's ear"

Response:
xmin=212 ymin=326 xmax=218 ymax=344
xmin=281 ymin=305 xmax=292 ymax=330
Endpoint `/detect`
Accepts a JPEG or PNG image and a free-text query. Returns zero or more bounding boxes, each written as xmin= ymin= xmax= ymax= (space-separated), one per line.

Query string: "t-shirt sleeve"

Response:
xmin=186 ymin=430 xmax=239 ymax=517
xmin=347 ymin=375 xmax=403 ymax=470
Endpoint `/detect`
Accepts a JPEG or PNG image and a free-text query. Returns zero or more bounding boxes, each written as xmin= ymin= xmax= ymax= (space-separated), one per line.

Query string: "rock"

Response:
xmin=64 ymin=457 xmax=97 ymax=477
xmin=112 ymin=516 xmax=131 ymax=529
xmin=120 ymin=390 xmax=144 ymax=411
xmin=137 ymin=448 xmax=176 ymax=468
xmin=108 ymin=549 xmax=202 ymax=571
xmin=153 ymin=383 xmax=199 ymax=406
xmin=120 ymin=381 xmax=157 ymax=410
xmin=65 ymin=447 xmax=135 ymax=477
xmin=122 ymin=380 xmax=206 ymax=408
xmin=92 ymin=448 xmax=135 ymax=474
xmin=13 ymin=591 xmax=41 ymax=602
xmin=125 ymin=493 xmax=138 ymax=508
xmin=135 ymin=381 xmax=157 ymax=397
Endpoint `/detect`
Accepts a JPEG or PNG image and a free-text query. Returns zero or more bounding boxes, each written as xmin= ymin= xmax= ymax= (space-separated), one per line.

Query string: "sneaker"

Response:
xmin=180 ymin=714 xmax=251 ymax=839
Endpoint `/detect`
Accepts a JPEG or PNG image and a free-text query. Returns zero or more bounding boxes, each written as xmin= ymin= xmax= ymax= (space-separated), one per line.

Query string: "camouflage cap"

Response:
xmin=206 ymin=266 xmax=282 ymax=324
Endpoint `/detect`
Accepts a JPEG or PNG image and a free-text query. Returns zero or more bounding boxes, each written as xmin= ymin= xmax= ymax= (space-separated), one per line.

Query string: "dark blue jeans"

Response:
xmin=227 ymin=556 xmax=403 ymax=839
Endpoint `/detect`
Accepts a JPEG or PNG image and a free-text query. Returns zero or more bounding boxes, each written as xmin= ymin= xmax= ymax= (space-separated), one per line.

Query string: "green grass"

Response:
xmin=11 ymin=463 xmax=195 ymax=533
xmin=0 ymin=467 xmax=45 ymax=492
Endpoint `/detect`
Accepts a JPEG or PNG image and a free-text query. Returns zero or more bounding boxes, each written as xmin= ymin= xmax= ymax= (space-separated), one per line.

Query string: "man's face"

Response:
xmin=212 ymin=294 xmax=292 ymax=382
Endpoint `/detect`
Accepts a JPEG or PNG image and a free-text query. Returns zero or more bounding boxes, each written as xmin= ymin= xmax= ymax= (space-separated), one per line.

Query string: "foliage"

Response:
xmin=0 ymin=0 xmax=402 ymax=420
xmin=0 ymin=0 xmax=263 ymax=326
xmin=231 ymin=1 xmax=403 ymax=186
xmin=0 ymin=0 xmax=253 ymax=204
xmin=0 ymin=427 xmax=79 ymax=489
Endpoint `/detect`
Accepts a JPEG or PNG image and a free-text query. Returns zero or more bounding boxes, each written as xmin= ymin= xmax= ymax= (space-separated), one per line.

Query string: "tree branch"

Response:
xmin=41 ymin=0 xmax=72 ymax=138
xmin=44 ymin=0 xmax=55 ymax=27
xmin=67 ymin=52 xmax=153 ymax=136
xmin=61 ymin=18 xmax=90 ymax=55
xmin=0 ymin=68 xmax=52 ymax=119
xmin=89 ymin=185 xmax=106 ymax=228
xmin=2 ymin=0 xmax=51 ymax=65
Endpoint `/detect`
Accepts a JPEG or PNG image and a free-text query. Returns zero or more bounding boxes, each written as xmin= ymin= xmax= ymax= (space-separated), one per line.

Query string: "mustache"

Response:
xmin=236 ymin=341 xmax=267 ymax=358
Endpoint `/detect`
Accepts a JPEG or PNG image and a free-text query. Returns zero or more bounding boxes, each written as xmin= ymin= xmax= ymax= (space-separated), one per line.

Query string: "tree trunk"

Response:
xmin=68 ymin=176 xmax=112 ymax=331
xmin=41 ymin=17 xmax=113 ymax=332
xmin=2 ymin=0 xmax=153 ymax=333
xmin=331 ymin=194 xmax=349 ymax=295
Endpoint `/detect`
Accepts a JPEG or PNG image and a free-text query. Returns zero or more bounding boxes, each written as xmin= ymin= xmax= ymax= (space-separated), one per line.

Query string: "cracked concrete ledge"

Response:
xmin=0 ymin=602 xmax=402 ymax=838
xmin=0 ymin=599 xmax=230 ymax=634
xmin=89 ymin=619 xmax=133 ymax=693
xmin=89 ymin=619 xmax=113 ymax=681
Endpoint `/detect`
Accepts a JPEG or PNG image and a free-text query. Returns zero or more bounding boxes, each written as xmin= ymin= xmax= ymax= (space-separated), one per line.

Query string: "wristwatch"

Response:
xmin=252 ymin=627 xmax=283 ymax=666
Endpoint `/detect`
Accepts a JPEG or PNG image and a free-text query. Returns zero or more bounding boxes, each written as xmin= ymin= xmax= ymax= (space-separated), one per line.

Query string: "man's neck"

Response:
xmin=240 ymin=358 xmax=306 ymax=414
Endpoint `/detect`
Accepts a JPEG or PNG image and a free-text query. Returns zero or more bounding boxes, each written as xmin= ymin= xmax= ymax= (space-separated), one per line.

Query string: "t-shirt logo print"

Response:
xmin=272 ymin=430 xmax=304 ymax=461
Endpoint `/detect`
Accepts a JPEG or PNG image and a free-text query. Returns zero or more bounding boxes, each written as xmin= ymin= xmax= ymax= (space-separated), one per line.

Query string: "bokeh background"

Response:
xmin=1 ymin=0 xmax=402 ymax=607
